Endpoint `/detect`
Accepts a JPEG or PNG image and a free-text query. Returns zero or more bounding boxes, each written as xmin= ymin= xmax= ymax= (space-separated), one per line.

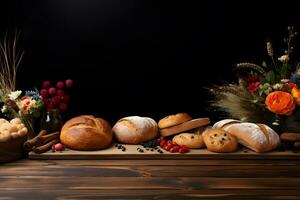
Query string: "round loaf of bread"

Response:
xmin=213 ymin=119 xmax=280 ymax=153
xmin=113 ymin=116 xmax=158 ymax=144
xmin=60 ymin=115 xmax=113 ymax=150
xmin=172 ymin=133 xmax=205 ymax=148
xmin=158 ymin=113 xmax=192 ymax=129
xmin=203 ymin=129 xmax=238 ymax=153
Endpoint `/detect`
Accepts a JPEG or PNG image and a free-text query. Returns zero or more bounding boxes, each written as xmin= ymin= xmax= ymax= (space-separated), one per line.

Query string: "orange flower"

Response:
xmin=291 ymin=87 xmax=300 ymax=105
xmin=265 ymin=91 xmax=295 ymax=115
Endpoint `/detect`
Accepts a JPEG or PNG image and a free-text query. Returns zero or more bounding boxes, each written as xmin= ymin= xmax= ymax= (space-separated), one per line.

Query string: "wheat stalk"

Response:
xmin=0 ymin=32 xmax=23 ymax=101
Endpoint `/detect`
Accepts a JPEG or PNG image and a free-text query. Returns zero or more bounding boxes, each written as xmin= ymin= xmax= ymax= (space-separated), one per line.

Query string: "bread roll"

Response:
xmin=113 ymin=116 xmax=158 ymax=144
xmin=203 ymin=129 xmax=238 ymax=153
xmin=158 ymin=113 xmax=192 ymax=129
xmin=60 ymin=115 xmax=113 ymax=150
xmin=172 ymin=133 xmax=205 ymax=148
xmin=213 ymin=119 xmax=280 ymax=153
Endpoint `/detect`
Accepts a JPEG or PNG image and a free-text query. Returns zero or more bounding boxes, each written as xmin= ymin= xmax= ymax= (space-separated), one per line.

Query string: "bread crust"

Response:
xmin=172 ymin=133 xmax=205 ymax=148
xmin=203 ymin=129 xmax=238 ymax=153
xmin=112 ymin=116 xmax=158 ymax=144
xmin=60 ymin=115 xmax=113 ymax=150
xmin=160 ymin=118 xmax=210 ymax=137
xmin=158 ymin=113 xmax=192 ymax=129
xmin=213 ymin=119 xmax=280 ymax=153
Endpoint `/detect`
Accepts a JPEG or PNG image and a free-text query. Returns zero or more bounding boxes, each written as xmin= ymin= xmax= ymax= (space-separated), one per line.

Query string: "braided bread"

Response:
xmin=60 ymin=115 xmax=113 ymax=150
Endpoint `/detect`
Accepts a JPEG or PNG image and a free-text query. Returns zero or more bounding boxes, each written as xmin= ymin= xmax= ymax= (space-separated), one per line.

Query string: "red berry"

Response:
xmin=164 ymin=144 xmax=173 ymax=151
xmin=54 ymin=143 xmax=64 ymax=151
xmin=42 ymin=81 xmax=51 ymax=89
xmin=48 ymin=87 xmax=57 ymax=96
xmin=160 ymin=140 xmax=167 ymax=147
xmin=59 ymin=102 xmax=68 ymax=111
xmin=56 ymin=81 xmax=64 ymax=89
xmin=179 ymin=146 xmax=189 ymax=153
xmin=170 ymin=146 xmax=180 ymax=153
xmin=57 ymin=89 xmax=65 ymax=96
xmin=65 ymin=79 xmax=73 ymax=88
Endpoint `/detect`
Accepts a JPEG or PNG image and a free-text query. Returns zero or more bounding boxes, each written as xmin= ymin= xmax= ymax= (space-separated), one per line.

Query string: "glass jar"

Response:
xmin=40 ymin=109 xmax=63 ymax=133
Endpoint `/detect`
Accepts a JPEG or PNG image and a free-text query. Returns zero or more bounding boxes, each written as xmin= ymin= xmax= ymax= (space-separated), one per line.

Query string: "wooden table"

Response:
xmin=1 ymin=156 xmax=300 ymax=199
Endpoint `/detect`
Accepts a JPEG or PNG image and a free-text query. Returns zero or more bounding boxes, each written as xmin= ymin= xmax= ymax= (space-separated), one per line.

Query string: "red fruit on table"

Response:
xmin=65 ymin=79 xmax=73 ymax=88
xmin=59 ymin=102 xmax=68 ymax=111
xmin=57 ymin=89 xmax=65 ymax=97
xmin=170 ymin=146 xmax=180 ymax=153
xmin=54 ymin=143 xmax=64 ymax=151
xmin=42 ymin=81 xmax=51 ymax=89
xmin=56 ymin=81 xmax=64 ymax=89
xmin=160 ymin=140 xmax=167 ymax=147
xmin=179 ymin=146 xmax=189 ymax=153
xmin=48 ymin=87 xmax=57 ymax=96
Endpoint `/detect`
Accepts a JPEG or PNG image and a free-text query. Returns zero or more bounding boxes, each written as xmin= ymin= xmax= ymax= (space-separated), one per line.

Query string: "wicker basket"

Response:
xmin=0 ymin=135 xmax=27 ymax=163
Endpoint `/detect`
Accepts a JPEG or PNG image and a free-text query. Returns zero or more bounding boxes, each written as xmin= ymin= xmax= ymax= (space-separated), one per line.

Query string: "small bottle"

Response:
xmin=40 ymin=109 xmax=63 ymax=133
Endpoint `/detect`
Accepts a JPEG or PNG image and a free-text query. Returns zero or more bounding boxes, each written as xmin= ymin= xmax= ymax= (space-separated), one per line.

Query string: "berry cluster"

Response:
xmin=159 ymin=137 xmax=189 ymax=153
xmin=39 ymin=79 xmax=73 ymax=111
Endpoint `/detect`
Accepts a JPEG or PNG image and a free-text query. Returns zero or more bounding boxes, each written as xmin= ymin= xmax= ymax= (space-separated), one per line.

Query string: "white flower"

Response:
xmin=273 ymin=83 xmax=283 ymax=90
xmin=8 ymin=90 xmax=22 ymax=101
xmin=278 ymin=55 xmax=289 ymax=62
xmin=281 ymin=79 xmax=290 ymax=83
xmin=1 ymin=105 xmax=7 ymax=113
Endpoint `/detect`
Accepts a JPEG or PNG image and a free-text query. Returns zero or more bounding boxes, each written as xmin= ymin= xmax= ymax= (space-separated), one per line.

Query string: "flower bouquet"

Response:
xmin=0 ymin=34 xmax=44 ymax=139
xmin=210 ymin=26 xmax=300 ymax=133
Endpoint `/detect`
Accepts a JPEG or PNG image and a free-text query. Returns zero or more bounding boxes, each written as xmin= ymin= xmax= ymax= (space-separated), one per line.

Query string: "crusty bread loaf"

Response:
xmin=158 ymin=113 xmax=192 ymax=129
xmin=60 ymin=115 xmax=113 ymax=150
xmin=203 ymin=128 xmax=238 ymax=153
xmin=113 ymin=116 xmax=158 ymax=144
xmin=213 ymin=119 xmax=280 ymax=153
xmin=172 ymin=133 xmax=205 ymax=149
xmin=159 ymin=118 xmax=210 ymax=137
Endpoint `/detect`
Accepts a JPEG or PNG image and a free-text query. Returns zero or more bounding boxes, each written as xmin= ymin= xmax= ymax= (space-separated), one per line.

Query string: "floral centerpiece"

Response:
xmin=210 ymin=26 xmax=300 ymax=133
xmin=0 ymin=34 xmax=45 ymax=139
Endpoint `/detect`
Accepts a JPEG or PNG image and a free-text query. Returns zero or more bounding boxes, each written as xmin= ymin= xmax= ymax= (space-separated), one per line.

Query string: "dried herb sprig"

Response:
xmin=0 ymin=32 xmax=24 ymax=102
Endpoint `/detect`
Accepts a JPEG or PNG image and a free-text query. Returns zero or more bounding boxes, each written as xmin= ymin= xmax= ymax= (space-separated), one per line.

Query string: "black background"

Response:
xmin=1 ymin=0 xmax=300 ymax=124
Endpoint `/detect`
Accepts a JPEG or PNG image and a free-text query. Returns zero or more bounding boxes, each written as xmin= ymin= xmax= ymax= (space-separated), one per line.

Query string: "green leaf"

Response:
xmin=265 ymin=70 xmax=276 ymax=83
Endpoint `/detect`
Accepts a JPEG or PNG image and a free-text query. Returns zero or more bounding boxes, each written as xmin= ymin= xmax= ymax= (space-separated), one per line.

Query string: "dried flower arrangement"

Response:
xmin=210 ymin=26 xmax=300 ymax=133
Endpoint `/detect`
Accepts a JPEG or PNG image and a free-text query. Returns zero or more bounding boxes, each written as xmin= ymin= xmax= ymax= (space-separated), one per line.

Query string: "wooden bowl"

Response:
xmin=0 ymin=135 xmax=27 ymax=163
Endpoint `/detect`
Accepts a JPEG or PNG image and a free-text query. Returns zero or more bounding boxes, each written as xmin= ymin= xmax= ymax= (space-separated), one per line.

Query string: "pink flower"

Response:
xmin=48 ymin=87 xmax=57 ymax=96
xmin=56 ymin=81 xmax=64 ymax=89
xmin=42 ymin=81 xmax=51 ymax=89
xmin=40 ymin=89 xmax=48 ymax=98
xmin=65 ymin=79 xmax=73 ymax=88
xmin=247 ymin=82 xmax=260 ymax=93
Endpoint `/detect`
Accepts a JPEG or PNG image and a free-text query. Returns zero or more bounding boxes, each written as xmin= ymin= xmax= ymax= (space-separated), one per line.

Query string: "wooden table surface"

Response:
xmin=1 ymin=158 xmax=300 ymax=199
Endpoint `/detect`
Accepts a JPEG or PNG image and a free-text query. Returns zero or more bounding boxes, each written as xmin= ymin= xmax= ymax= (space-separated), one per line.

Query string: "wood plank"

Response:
xmin=1 ymin=189 xmax=300 ymax=200
xmin=0 ymin=189 xmax=300 ymax=200
xmin=28 ymin=144 xmax=300 ymax=160
xmin=1 ymin=177 xmax=300 ymax=190
xmin=0 ymin=165 xmax=299 ymax=177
